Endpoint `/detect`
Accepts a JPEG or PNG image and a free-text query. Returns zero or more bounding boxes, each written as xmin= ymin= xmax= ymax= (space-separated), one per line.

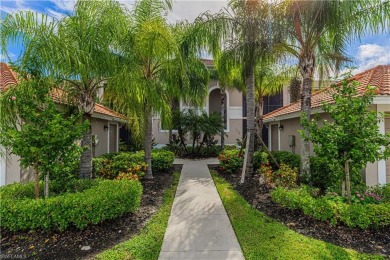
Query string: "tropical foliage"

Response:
xmin=302 ymin=78 xmax=390 ymax=203
xmin=0 ymin=78 xmax=86 ymax=198
xmin=276 ymin=0 xmax=389 ymax=176
xmin=1 ymin=0 xmax=127 ymax=178
xmin=106 ymin=0 xmax=209 ymax=178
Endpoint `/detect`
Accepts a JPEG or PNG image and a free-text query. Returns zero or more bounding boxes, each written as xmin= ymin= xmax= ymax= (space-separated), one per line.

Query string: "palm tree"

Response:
xmin=254 ymin=62 xmax=293 ymax=141
xmin=193 ymin=0 xmax=284 ymax=176
xmin=276 ymin=0 xmax=389 ymax=177
xmin=106 ymin=0 xmax=209 ymax=178
xmin=1 ymin=0 xmax=127 ymax=178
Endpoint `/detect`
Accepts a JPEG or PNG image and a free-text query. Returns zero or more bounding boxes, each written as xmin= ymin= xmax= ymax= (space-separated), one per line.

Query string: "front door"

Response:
xmin=271 ymin=124 xmax=279 ymax=151
xmin=109 ymin=124 xmax=118 ymax=153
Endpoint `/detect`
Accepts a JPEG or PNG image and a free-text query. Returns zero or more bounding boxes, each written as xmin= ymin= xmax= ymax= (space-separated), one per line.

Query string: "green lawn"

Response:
xmin=211 ymin=171 xmax=383 ymax=260
xmin=95 ymin=172 xmax=180 ymax=260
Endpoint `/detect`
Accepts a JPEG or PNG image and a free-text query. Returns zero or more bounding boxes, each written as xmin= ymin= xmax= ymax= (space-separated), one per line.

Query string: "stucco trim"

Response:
xmin=92 ymin=113 xmax=126 ymax=123
xmin=206 ymin=85 xmax=230 ymax=133
xmin=264 ymin=107 xmax=323 ymax=123
xmin=373 ymin=96 xmax=390 ymax=105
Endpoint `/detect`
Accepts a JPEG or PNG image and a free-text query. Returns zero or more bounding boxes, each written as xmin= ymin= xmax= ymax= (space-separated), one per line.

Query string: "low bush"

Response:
xmin=271 ymin=186 xmax=390 ymax=229
xmin=272 ymin=164 xmax=299 ymax=188
xmin=0 ymin=179 xmax=97 ymax=200
xmin=1 ymin=179 xmax=142 ymax=231
xmin=93 ymin=150 xmax=174 ymax=179
xmin=253 ymin=151 xmax=269 ymax=170
xmin=218 ymin=149 xmax=243 ymax=173
xmin=269 ymin=151 xmax=301 ymax=171
xmin=367 ymin=184 xmax=390 ymax=203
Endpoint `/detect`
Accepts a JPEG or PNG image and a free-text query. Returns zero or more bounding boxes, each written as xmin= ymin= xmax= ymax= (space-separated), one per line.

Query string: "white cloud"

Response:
xmin=353 ymin=43 xmax=390 ymax=73
xmin=167 ymin=0 xmax=227 ymax=23
xmin=46 ymin=8 xmax=66 ymax=20
xmin=50 ymin=0 xmax=75 ymax=12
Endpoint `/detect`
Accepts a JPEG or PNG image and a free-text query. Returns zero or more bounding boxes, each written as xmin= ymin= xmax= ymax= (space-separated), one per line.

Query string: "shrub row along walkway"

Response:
xmin=159 ymin=158 xmax=244 ymax=260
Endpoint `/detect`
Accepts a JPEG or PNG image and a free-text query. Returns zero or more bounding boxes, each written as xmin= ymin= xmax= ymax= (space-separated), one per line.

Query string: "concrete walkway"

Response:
xmin=159 ymin=159 xmax=244 ymax=260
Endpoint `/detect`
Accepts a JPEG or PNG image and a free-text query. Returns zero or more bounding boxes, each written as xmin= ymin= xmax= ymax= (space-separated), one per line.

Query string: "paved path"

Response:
xmin=159 ymin=159 xmax=244 ymax=260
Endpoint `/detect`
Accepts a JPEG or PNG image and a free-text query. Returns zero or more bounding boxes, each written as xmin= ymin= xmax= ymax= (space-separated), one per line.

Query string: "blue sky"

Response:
xmin=1 ymin=0 xmax=389 ymax=75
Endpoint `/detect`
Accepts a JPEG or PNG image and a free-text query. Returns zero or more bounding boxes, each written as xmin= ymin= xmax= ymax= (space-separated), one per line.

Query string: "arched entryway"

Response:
xmin=208 ymin=87 xmax=227 ymax=130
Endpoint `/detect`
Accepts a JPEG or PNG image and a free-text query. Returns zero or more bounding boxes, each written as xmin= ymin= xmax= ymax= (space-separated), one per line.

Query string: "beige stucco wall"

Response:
xmin=5 ymin=154 xmax=22 ymax=184
xmin=229 ymin=88 xmax=243 ymax=107
xmin=91 ymin=118 xmax=109 ymax=156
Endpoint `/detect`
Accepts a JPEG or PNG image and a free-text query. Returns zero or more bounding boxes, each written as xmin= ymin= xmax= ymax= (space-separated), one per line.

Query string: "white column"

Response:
xmin=0 ymin=146 xmax=6 ymax=186
xmin=377 ymin=105 xmax=387 ymax=185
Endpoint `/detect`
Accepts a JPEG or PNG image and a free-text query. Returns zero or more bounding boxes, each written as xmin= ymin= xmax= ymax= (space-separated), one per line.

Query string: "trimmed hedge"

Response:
xmin=271 ymin=186 xmax=390 ymax=229
xmin=1 ymin=179 xmax=142 ymax=231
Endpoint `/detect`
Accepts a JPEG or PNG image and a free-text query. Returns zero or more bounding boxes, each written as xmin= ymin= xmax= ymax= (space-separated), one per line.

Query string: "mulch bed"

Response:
xmin=1 ymin=170 xmax=176 ymax=260
xmin=214 ymin=169 xmax=390 ymax=256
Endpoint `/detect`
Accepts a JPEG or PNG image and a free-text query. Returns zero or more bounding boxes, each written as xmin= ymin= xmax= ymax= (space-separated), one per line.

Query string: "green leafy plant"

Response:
xmin=218 ymin=149 xmax=243 ymax=174
xmin=269 ymin=151 xmax=301 ymax=171
xmin=272 ymin=186 xmax=390 ymax=229
xmin=272 ymin=164 xmax=299 ymax=189
xmin=0 ymin=179 xmax=142 ymax=231
xmin=0 ymin=79 xmax=87 ymax=199
xmin=302 ymin=77 xmax=390 ymax=203
xmin=93 ymin=150 xmax=175 ymax=179
xmin=167 ymin=109 xmax=226 ymax=158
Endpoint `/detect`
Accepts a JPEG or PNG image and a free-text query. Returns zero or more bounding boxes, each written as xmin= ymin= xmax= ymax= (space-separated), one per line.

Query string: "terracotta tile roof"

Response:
xmin=0 ymin=63 xmax=125 ymax=120
xmin=264 ymin=65 xmax=390 ymax=121
xmin=201 ymin=59 xmax=214 ymax=67
xmin=0 ymin=62 xmax=19 ymax=91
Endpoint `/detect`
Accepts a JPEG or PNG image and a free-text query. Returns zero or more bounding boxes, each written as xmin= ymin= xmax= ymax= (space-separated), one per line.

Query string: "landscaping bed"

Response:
xmin=214 ymin=169 xmax=390 ymax=256
xmin=0 ymin=171 xmax=176 ymax=259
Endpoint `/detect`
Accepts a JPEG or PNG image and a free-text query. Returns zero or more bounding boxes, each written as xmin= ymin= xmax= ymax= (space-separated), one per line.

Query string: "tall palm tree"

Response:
xmin=1 ymin=0 xmax=128 ymax=178
xmin=277 ymin=0 xmax=389 ymax=176
xmin=106 ymin=0 xmax=209 ymax=178
xmin=193 ymin=0 xmax=284 ymax=176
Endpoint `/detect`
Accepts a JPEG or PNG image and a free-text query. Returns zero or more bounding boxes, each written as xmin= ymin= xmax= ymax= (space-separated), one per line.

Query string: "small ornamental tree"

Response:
xmin=301 ymin=76 xmax=390 ymax=203
xmin=0 ymin=80 xmax=87 ymax=199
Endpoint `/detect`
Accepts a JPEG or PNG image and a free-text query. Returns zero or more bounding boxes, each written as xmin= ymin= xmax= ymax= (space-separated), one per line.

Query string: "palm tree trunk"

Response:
xmin=245 ymin=64 xmax=256 ymax=176
xmin=299 ymin=52 xmax=315 ymax=177
xmin=220 ymin=88 xmax=225 ymax=150
xmin=79 ymin=113 xmax=93 ymax=179
xmin=144 ymin=112 xmax=153 ymax=179
xmin=256 ymin=95 xmax=264 ymax=149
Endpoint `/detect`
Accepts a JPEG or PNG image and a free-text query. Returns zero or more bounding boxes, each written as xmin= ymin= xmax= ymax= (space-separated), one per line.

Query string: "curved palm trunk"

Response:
xmin=256 ymin=94 xmax=264 ymax=149
xmin=80 ymin=113 xmax=93 ymax=179
xmin=220 ymin=88 xmax=225 ymax=150
xmin=245 ymin=64 xmax=256 ymax=177
xmin=144 ymin=112 xmax=153 ymax=179
xmin=299 ymin=52 xmax=315 ymax=177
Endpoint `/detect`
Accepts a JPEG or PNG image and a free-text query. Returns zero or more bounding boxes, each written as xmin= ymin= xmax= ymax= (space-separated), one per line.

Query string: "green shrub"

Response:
xmin=0 ymin=179 xmax=97 ymax=200
xmin=272 ymin=164 xmax=299 ymax=189
xmin=218 ymin=149 xmax=243 ymax=173
xmin=151 ymin=150 xmax=175 ymax=172
xmin=271 ymin=186 xmax=390 ymax=229
xmin=270 ymin=151 xmax=301 ymax=171
xmin=93 ymin=150 xmax=175 ymax=179
xmin=253 ymin=151 xmax=269 ymax=170
xmin=303 ymin=156 xmax=336 ymax=191
xmin=1 ymin=179 xmax=142 ymax=231
xmin=367 ymin=184 xmax=390 ymax=203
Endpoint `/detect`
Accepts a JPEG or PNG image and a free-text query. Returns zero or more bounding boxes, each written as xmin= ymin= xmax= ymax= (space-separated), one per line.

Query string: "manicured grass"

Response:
xmin=211 ymin=171 xmax=383 ymax=260
xmin=95 ymin=172 xmax=180 ymax=260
